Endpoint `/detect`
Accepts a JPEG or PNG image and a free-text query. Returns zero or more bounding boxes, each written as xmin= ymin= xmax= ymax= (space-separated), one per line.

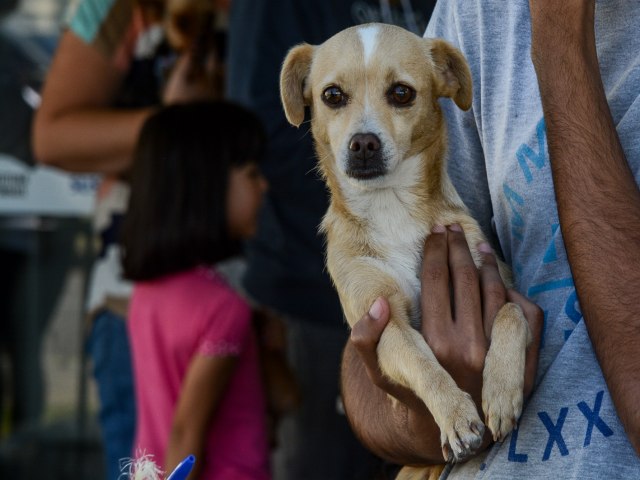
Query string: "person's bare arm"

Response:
xmin=341 ymin=227 xmax=543 ymax=465
xmin=529 ymin=0 xmax=640 ymax=453
xmin=342 ymin=315 xmax=445 ymax=465
xmin=32 ymin=31 xmax=154 ymax=175
xmin=33 ymin=30 xmax=218 ymax=175
xmin=164 ymin=354 xmax=237 ymax=479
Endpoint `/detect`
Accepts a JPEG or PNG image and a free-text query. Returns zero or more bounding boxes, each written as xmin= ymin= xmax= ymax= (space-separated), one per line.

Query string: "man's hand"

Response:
xmin=342 ymin=225 xmax=542 ymax=464
xmin=353 ymin=224 xmax=541 ymax=408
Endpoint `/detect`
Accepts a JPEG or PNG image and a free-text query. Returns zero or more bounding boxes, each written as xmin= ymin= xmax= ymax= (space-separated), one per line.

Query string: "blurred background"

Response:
xmin=0 ymin=1 xmax=436 ymax=478
xmin=0 ymin=0 xmax=104 ymax=478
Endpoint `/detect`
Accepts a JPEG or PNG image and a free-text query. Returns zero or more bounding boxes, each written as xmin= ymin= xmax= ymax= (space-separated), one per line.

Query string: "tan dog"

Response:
xmin=280 ymin=23 xmax=531 ymax=466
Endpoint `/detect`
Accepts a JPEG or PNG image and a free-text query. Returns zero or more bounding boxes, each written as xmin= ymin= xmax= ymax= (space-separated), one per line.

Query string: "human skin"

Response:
xmin=226 ymin=163 xmax=269 ymax=240
xmin=341 ymin=227 xmax=543 ymax=465
xmin=528 ymin=0 xmax=640 ymax=454
xmin=32 ymin=31 xmax=152 ymax=175
xmin=164 ymin=354 xmax=237 ymax=479
xmin=33 ymin=29 xmax=218 ymax=175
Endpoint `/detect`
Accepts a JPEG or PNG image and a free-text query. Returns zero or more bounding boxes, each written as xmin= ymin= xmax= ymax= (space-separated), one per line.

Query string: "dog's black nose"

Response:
xmin=349 ymin=133 xmax=381 ymax=157
xmin=347 ymin=133 xmax=384 ymax=179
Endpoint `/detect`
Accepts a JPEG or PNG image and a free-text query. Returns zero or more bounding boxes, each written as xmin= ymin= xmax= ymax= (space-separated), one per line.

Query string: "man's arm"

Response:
xmin=342 ymin=303 xmax=445 ymax=465
xmin=529 ymin=1 xmax=640 ymax=453
xmin=341 ymin=228 xmax=543 ymax=465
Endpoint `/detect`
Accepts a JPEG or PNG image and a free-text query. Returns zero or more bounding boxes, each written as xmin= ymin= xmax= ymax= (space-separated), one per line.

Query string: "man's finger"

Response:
xmin=421 ymin=225 xmax=452 ymax=337
xmin=507 ymin=289 xmax=544 ymax=398
xmin=350 ymin=297 xmax=390 ymax=388
xmin=478 ymin=243 xmax=507 ymax=339
xmin=506 ymin=289 xmax=544 ymax=342
xmin=447 ymin=224 xmax=483 ymax=340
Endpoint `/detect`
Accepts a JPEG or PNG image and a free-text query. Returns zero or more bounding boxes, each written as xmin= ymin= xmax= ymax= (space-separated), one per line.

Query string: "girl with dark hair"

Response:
xmin=121 ymin=101 xmax=270 ymax=480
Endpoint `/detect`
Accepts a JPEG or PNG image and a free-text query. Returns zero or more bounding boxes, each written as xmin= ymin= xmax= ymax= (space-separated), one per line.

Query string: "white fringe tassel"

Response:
xmin=119 ymin=452 xmax=165 ymax=480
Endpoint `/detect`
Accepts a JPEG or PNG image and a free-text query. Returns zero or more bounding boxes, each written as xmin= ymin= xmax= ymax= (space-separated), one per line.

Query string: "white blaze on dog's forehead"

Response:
xmin=358 ymin=25 xmax=380 ymax=65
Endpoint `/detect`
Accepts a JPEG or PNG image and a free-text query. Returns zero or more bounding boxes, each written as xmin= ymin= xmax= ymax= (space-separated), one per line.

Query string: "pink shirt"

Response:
xmin=128 ymin=267 xmax=270 ymax=479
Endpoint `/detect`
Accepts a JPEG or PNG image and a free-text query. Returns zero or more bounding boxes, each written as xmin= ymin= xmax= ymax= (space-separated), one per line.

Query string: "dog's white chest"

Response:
xmin=350 ymin=188 xmax=426 ymax=323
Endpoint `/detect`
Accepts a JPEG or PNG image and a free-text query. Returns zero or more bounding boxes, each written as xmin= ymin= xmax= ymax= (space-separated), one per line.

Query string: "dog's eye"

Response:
xmin=388 ymin=84 xmax=416 ymax=106
xmin=322 ymin=86 xmax=347 ymax=107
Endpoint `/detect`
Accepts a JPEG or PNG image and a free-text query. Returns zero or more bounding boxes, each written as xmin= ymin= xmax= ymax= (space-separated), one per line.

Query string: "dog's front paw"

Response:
xmin=438 ymin=391 xmax=485 ymax=462
xmin=482 ymin=303 xmax=529 ymax=442
xmin=482 ymin=348 xmax=524 ymax=442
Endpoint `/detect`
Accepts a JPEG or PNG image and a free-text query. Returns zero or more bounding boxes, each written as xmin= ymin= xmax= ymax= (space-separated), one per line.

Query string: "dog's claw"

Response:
xmin=483 ymin=359 xmax=524 ymax=441
xmin=471 ymin=421 xmax=483 ymax=437
xmin=442 ymin=444 xmax=452 ymax=463
xmin=438 ymin=391 xmax=485 ymax=463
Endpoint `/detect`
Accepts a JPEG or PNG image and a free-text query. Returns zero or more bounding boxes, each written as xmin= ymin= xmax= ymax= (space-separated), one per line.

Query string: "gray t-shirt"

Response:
xmin=426 ymin=1 xmax=640 ymax=478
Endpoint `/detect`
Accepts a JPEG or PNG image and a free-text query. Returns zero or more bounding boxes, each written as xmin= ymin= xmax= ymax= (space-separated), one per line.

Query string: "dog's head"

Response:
xmin=280 ymin=23 xmax=471 ymax=190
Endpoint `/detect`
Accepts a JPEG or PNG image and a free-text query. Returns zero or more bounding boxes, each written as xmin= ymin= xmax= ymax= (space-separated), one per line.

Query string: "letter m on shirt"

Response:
xmin=517 ymin=118 xmax=547 ymax=183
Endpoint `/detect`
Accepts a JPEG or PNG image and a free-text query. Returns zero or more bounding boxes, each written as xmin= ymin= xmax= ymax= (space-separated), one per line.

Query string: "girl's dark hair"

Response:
xmin=121 ymin=100 xmax=266 ymax=281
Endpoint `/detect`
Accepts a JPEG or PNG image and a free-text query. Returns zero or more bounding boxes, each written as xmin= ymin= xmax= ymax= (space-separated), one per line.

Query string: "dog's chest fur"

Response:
xmin=340 ymin=174 xmax=428 ymax=325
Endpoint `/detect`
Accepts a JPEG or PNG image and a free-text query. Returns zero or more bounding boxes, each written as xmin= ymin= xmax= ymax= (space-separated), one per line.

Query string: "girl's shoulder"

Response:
xmin=168 ymin=265 xmax=241 ymax=291
xmin=138 ymin=266 xmax=249 ymax=311
xmin=134 ymin=267 xmax=252 ymax=341
xmin=188 ymin=268 xmax=254 ymax=344
xmin=190 ymin=266 xmax=250 ymax=311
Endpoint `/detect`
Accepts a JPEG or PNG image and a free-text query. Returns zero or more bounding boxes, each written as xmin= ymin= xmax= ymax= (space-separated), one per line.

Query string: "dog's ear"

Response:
xmin=280 ymin=43 xmax=315 ymax=127
xmin=428 ymin=39 xmax=472 ymax=111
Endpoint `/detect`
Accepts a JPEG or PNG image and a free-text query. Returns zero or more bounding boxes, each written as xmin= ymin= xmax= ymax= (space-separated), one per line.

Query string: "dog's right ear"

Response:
xmin=280 ymin=43 xmax=315 ymax=127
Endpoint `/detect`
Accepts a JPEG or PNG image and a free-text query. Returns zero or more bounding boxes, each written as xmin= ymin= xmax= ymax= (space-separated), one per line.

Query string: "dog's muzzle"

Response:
xmin=346 ymin=133 xmax=385 ymax=179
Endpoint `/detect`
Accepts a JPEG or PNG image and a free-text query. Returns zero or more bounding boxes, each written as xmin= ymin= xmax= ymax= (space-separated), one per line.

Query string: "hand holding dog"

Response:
xmin=348 ymin=226 xmax=542 ymax=454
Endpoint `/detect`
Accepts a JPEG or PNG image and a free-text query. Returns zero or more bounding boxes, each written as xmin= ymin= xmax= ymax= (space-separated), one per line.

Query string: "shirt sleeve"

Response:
xmin=425 ymin=1 xmax=500 ymax=248
xmin=66 ymin=0 xmax=134 ymax=66
xmin=197 ymin=290 xmax=253 ymax=358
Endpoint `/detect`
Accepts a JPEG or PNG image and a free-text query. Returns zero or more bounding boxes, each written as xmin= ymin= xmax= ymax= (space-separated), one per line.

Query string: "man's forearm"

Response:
xmin=530 ymin=2 xmax=640 ymax=452
xmin=341 ymin=341 xmax=446 ymax=465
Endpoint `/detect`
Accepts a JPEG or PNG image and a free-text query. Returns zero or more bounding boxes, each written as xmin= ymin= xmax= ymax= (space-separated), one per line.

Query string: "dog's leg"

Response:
xmin=452 ymin=221 xmax=531 ymax=440
xmin=329 ymin=253 xmax=485 ymax=461
xmin=376 ymin=306 xmax=485 ymax=462
xmin=482 ymin=303 xmax=531 ymax=441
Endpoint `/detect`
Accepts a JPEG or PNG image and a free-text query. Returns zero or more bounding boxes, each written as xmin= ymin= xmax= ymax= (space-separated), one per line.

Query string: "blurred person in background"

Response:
xmin=122 ymin=101 xmax=270 ymax=480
